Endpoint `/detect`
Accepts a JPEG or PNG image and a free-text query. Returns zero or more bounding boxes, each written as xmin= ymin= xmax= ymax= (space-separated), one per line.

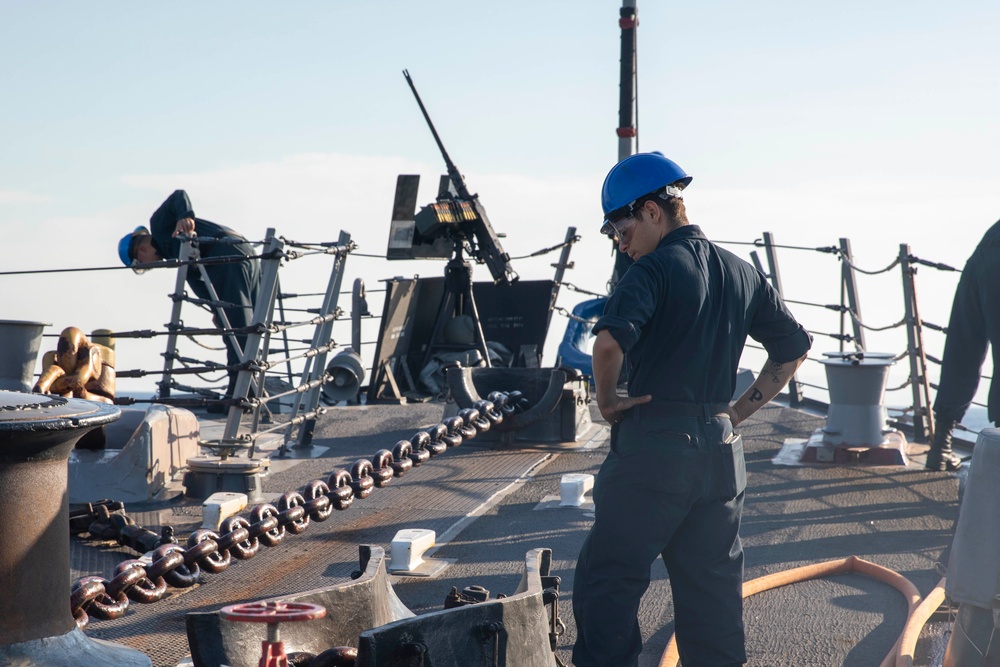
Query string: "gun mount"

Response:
xmin=388 ymin=70 xmax=520 ymax=373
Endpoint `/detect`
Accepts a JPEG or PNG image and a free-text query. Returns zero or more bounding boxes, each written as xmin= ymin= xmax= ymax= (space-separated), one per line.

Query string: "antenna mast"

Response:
xmin=611 ymin=0 xmax=639 ymax=290
xmin=617 ymin=0 xmax=638 ymax=161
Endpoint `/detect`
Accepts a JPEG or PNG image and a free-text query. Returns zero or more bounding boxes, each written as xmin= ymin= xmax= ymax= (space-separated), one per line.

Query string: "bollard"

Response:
xmin=0 ymin=319 xmax=49 ymax=391
xmin=0 ymin=390 xmax=150 ymax=666
xmin=819 ymin=351 xmax=897 ymax=446
xmin=800 ymin=351 xmax=908 ymax=465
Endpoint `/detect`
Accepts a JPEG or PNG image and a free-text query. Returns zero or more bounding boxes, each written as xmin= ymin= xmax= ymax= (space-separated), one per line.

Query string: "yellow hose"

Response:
xmin=895 ymin=577 xmax=946 ymax=667
xmin=658 ymin=556 xmax=922 ymax=667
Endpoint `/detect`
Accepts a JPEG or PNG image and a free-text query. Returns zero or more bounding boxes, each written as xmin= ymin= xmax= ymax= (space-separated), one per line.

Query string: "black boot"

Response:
xmin=925 ymin=418 xmax=962 ymax=471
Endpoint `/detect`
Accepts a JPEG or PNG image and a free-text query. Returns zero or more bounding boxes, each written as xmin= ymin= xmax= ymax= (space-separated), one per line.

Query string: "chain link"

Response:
xmin=71 ymin=393 xmax=518 ymax=628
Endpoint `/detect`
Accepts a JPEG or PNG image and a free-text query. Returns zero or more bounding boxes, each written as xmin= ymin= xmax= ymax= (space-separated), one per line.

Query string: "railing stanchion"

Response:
xmin=285 ymin=231 xmax=352 ymax=450
xmin=223 ymin=228 xmax=283 ymax=446
xmin=761 ymin=232 xmax=803 ymax=406
xmin=900 ymin=244 xmax=934 ymax=443
xmin=159 ymin=241 xmax=195 ymax=399
xmin=276 ymin=277 xmax=296 ymax=386
xmin=352 ymin=278 xmax=366 ymax=355
xmin=839 ymin=238 xmax=865 ymax=352
xmin=547 ymin=226 xmax=578 ymax=339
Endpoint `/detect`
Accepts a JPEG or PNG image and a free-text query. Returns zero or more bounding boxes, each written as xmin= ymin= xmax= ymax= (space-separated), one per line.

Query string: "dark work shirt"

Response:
xmin=148 ymin=190 xmax=259 ymax=306
xmin=593 ymin=224 xmax=812 ymax=403
xmin=149 ymin=190 xmax=249 ymax=261
xmin=976 ymin=218 xmax=1000 ymax=248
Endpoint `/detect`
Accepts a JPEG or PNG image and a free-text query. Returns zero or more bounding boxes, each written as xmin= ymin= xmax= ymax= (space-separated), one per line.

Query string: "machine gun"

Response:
xmin=398 ymin=69 xmax=518 ymax=287
xmin=390 ymin=70 xmax=520 ymax=371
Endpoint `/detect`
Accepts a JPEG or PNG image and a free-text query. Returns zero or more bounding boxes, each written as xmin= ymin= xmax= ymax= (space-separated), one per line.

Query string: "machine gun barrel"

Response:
xmin=402 ymin=69 xmax=472 ymax=201
xmin=401 ymin=69 xmax=517 ymax=286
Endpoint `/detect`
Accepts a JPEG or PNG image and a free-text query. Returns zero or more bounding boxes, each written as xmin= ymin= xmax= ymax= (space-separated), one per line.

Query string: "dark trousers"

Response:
xmin=934 ymin=241 xmax=1000 ymax=425
xmin=192 ymin=251 xmax=261 ymax=395
xmin=573 ymin=412 xmax=746 ymax=667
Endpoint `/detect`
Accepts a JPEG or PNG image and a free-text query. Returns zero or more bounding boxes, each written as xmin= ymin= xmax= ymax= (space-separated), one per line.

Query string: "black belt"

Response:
xmin=628 ymin=400 xmax=731 ymax=422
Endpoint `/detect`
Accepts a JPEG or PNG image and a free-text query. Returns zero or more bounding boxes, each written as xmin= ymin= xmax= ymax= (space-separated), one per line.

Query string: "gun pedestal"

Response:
xmin=423 ymin=248 xmax=492 ymax=369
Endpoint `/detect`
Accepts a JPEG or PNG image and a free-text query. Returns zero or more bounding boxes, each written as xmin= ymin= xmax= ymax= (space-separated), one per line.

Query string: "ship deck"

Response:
xmin=71 ymin=400 xmax=962 ymax=667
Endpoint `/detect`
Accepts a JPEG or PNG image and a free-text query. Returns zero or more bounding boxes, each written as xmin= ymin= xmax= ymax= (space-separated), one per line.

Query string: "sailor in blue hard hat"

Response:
xmin=116 ymin=190 xmax=261 ymax=412
xmin=572 ymin=152 xmax=812 ymax=667
xmin=599 ymin=151 xmax=692 ymax=259
xmin=117 ymin=225 xmax=156 ymax=273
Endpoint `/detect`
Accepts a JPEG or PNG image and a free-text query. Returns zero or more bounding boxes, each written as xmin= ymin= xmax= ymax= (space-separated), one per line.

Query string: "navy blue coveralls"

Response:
xmin=149 ymin=190 xmax=261 ymax=394
xmin=933 ymin=218 xmax=1000 ymax=426
xmin=572 ymin=225 xmax=811 ymax=667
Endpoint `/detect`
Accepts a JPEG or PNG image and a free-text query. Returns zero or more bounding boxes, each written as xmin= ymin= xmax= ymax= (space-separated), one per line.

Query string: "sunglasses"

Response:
xmin=600 ymin=216 xmax=637 ymax=242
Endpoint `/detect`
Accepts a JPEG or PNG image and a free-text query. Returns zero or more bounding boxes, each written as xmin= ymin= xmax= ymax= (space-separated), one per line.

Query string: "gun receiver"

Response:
xmin=402 ymin=69 xmax=518 ymax=286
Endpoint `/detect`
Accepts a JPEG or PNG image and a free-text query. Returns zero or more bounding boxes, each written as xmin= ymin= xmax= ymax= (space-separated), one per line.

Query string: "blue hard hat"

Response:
xmin=601 ymin=152 xmax=692 ymax=222
xmin=117 ymin=226 xmax=149 ymax=266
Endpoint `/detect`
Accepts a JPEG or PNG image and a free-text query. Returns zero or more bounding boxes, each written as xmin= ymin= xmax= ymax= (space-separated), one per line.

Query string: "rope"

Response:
xmin=781 ymin=301 xmax=905 ymax=334
xmin=183 ymin=334 xmax=226 ymax=351
xmin=849 ymin=312 xmax=906 ymax=333
xmin=839 ymin=255 xmax=900 ymax=276
xmin=885 ymin=378 xmax=912 ymax=392
xmin=508 ymin=235 xmax=580 ymax=261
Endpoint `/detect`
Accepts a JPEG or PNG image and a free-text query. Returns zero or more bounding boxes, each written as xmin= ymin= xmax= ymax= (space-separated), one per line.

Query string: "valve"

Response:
xmin=220 ymin=600 xmax=327 ymax=667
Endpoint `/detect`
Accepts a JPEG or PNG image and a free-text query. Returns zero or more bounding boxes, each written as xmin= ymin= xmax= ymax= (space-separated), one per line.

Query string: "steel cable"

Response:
xmin=507 ymin=235 xmax=580 ymax=261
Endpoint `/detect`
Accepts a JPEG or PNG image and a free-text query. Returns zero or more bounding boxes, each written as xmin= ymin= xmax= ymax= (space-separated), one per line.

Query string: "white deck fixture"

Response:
xmin=560 ymin=473 xmax=595 ymax=507
xmin=389 ymin=528 xmax=436 ymax=572
xmin=201 ymin=492 xmax=249 ymax=531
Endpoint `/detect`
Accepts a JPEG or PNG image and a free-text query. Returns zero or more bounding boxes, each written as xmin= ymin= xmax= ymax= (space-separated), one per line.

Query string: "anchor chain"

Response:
xmin=70 ymin=392 xmax=525 ymax=628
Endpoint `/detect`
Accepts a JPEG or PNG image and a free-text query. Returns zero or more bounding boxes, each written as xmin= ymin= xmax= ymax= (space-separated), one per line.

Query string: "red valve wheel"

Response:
xmin=221 ymin=600 xmax=327 ymax=624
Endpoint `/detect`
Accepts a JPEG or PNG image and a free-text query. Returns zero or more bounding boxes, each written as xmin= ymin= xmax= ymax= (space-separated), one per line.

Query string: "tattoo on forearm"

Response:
xmin=766 ymin=361 xmax=783 ymax=383
xmin=749 ymin=387 xmax=763 ymax=402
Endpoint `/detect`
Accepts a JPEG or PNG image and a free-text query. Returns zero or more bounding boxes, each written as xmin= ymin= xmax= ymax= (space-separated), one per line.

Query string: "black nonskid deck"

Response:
xmin=70 ymin=402 xmax=960 ymax=667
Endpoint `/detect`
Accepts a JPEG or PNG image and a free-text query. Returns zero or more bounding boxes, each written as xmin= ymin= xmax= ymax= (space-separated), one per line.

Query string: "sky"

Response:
xmin=2 ymin=1 xmax=999 ymax=413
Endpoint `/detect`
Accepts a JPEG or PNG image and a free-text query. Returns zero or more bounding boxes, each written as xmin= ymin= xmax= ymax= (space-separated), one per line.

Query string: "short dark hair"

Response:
xmin=128 ymin=233 xmax=149 ymax=261
xmin=637 ymin=193 xmax=688 ymax=226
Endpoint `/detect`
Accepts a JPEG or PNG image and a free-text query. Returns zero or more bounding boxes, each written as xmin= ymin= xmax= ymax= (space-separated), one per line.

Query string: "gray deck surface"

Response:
xmin=70 ymin=401 xmax=962 ymax=667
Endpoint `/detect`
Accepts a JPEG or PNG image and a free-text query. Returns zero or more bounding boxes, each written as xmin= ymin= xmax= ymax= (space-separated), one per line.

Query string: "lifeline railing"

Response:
xmin=714 ymin=233 xmax=970 ymax=443
xmin=95 ymin=228 xmax=357 ymax=455
xmin=3 ymin=225 xmax=981 ymax=445
xmin=2 ymin=224 xmax=586 ymax=453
